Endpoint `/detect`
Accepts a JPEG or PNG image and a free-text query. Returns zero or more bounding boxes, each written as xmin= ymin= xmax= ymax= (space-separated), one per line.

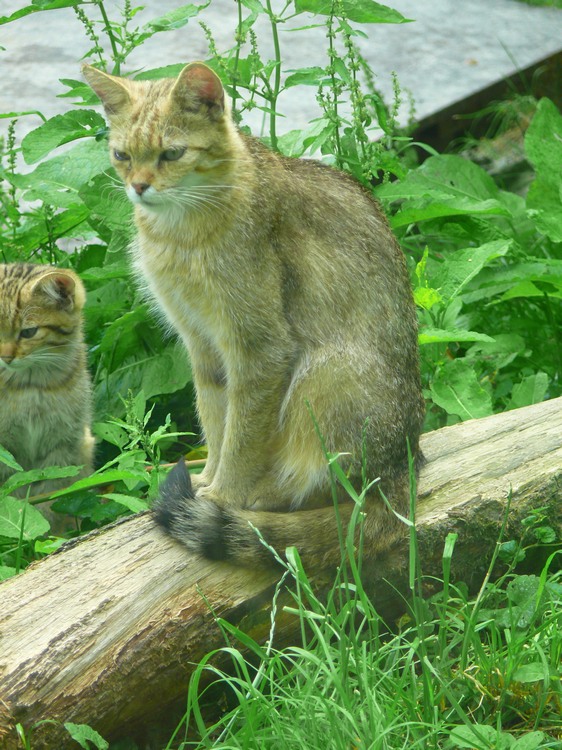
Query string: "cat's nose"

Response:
xmin=0 ymin=343 xmax=15 ymax=363
xmin=132 ymin=182 xmax=150 ymax=195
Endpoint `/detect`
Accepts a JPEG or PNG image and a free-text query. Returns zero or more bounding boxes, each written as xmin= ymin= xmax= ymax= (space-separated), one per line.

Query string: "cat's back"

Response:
xmin=237 ymin=136 xmax=415 ymax=335
xmin=242 ymin=135 xmax=392 ymax=240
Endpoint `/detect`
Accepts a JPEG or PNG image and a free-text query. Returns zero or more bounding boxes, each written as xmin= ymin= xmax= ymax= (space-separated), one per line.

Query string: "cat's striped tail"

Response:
xmin=153 ymin=459 xmax=406 ymax=569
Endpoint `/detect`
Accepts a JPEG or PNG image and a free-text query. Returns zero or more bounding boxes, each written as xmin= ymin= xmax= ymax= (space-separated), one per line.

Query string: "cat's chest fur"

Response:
xmin=1 ymin=386 xmax=75 ymax=461
xmin=136 ymin=236 xmax=227 ymax=335
xmin=132 ymin=220 xmax=268 ymax=357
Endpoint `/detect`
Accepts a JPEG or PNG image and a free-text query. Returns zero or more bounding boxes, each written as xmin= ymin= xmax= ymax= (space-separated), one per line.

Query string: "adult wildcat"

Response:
xmin=83 ymin=61 xmax=424 ymax=568
xmin=0 ymin=263 xmax=94 ymax=508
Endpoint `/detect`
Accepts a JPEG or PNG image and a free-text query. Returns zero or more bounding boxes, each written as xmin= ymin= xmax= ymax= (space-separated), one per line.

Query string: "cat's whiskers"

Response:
xmin=168 ymin=194 xmax=225 ymax=216
xmin=100 ymin=171 xmax=127 ymax=202
xmin=156 ymin=184 xmax=233 ymax=217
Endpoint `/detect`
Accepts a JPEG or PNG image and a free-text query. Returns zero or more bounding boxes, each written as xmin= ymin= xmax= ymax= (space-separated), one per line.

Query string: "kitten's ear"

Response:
xmin=170 ymin=62 xmax=225 ymax=119
xmin=82 ymin=64 xmax=132 ymax=115
xmin=30 ymin=270 xmax=86 ymax=312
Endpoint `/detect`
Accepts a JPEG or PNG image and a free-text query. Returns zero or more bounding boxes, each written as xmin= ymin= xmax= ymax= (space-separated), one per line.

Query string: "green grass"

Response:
xmin=169 ymin=527 xmax=562 ymax=749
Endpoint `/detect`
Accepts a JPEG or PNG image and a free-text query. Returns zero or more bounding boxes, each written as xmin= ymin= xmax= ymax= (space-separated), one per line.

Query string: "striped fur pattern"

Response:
xmin=0 ymin=263 xmax=94 ymax=503
xmin=83 ymin=62 xmax=425 ymax=570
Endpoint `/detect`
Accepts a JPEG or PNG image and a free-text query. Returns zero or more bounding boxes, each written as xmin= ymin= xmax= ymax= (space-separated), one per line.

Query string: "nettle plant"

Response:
xmin=0 ymin=0 xmax=561 ymax=560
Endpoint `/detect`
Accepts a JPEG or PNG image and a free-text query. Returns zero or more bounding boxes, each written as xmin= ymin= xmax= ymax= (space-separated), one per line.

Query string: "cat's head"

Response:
xmin=0 ymin=264 xmax=86 ymax=387
xmin=82 ymin=62 xmax=238 ymax=216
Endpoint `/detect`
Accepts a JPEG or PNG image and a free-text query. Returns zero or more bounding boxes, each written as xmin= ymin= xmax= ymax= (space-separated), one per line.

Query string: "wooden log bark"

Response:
xmin=1 ymin=397 xmax=561 ymax=749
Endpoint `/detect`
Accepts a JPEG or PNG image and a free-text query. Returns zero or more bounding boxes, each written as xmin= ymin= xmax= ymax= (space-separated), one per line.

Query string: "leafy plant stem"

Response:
xmin=95 ymin=0 xmax=121 ymax=74
xmin=231 ymin=0 xmax=244 ymax=120
xmin=264 ymin=0 xmax=281 ymax=150
xmin=326 ymin=6 xmax=343 ymax=166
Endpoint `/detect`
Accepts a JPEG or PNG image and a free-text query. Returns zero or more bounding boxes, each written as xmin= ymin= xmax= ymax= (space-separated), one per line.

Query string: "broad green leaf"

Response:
xmin=466 ymin=334 xmax=526 ymax=371
xmin=432 ymin=240 xmax=512 ymax=303
xmin=430 ymin=359 xmax=493 ymax=421
xmin=525 ymin=98 xmax=562 ymax=242
xmin=96 ymin=304 xmax=160 ymax=367
xmin=525 ymin=98 xmax=562 ymax=176
xmin=533 ymin=525 xmax=556 ymax=544
xmin=508 ymin=372 xmax=549 ymax=411
xmin=419 ymin=328 xmax=494 ymax=345
xmin=63 ymin=723 xmax=108 ymax=750
xmin=0 ymin=445 xmax=22 ymax=471
xmin=512 ymin=663 xmax=548 ymax=684
xmin=462 ymin=257 xmax=562 ymax=304
xmin=277 ymin=118 xmax=332 ymax=157
xmin=35 ymin=537 xmax=66 ymax=555
xmin=512 ymin=732 xmax=546 ymax=750
xmin=92 ymin=422 xmax=129 ymax=450
xmin=58 ymin=78 xmax=98 ymax=105
xmin=21 ymin=109 xmax=107 ymax=164
xmin=47 ymin=469 xmax=150 ymax=498
xmin=0 ymin=109 xmax=46 ymax=121
xmin=96 ymin=342 xmax=192 ymax=415
xmin=506 ymin=575 xmax=541 ymax=628
xmin=500 ymin=279 xmax=562 ymax=301
xmin=378 ymin=154 xmax=512 ymax=226
xmin=2 ymin=465 xmax=81 ymax=495
xmin=79 ymin=262 xmax=130 ymax=283
xmin=414 ymin=286 xmax=442 ymax=310
xmin=14 ymin=204 xmax=90 ymax=254
xmin=294 ymin=0 xmax=411 ymax=23
xmin=135 ymin=64 xmax=187 ymax=82
xmin=389 ymin=198 xmax=509 ymax=227
xmin=0 ymin=498 xmax=50 ymax=540
xmin=145 ymin=1 xmax=210 ymax=32
xmin=140 ymin=343 xmax=192 ymax=399
xmin=0 ymin=0 xmax=82 ymax=25
xmin=100 ymin=493 xmax=149 ymax=513
xmin=11 ymin=139 xmax=110 ymax=208
xmin=284 ymin=66 xmax=328 ymax=88
xmin=0 ymin=565 xmax=17 ymax=581
xmin=448 ymin=724 xmax=501 ymax=750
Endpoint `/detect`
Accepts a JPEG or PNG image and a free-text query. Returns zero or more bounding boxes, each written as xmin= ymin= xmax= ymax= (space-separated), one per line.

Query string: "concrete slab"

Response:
xmin=0 ymin=0 xmax=560 ymax=140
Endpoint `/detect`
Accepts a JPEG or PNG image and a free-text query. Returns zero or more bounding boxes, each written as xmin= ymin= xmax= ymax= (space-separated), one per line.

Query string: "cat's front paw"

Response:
xmin=189 ymin=472 xmax=209 ymax=492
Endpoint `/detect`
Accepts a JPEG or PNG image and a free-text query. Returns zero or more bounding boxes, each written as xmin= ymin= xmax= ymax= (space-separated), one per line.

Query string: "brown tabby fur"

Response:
xmin=83 ymin=62 xmax=425 ymax=569
xmin=0 ymin=264 xmax=94 ymax=513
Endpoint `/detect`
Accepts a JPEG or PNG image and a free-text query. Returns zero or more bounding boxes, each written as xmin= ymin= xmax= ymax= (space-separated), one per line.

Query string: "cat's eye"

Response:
xmin=113 ymin=149 xmax=131 ymax=162
xmin=160 ymin=147 xmax=186 ymax=162
xmin=19 ymin=327 xmax=39 ymax=340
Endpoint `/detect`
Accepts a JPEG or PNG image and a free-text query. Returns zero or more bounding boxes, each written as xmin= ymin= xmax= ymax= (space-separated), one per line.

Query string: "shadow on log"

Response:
xmin=1 ymin=398 xmax=561 ymax=748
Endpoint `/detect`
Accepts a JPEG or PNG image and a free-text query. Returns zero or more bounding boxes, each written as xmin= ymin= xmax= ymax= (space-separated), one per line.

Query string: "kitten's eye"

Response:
xmin=113 ymin=149 xmax=131 ymax=162
xmin=19 ymin=327 xmax=39 ymax=340
xmin=160 ymin=147 xmax=186 ymax=162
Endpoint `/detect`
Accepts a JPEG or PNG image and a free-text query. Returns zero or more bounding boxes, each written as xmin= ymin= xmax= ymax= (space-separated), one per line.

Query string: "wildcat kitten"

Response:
xmin=83 ymin=62 xmax=425 ymax=568
xmin=0 ymin=263 xmax=94 ymax=508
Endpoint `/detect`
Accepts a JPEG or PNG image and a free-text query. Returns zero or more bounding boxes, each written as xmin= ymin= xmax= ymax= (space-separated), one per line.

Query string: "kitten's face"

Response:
xmin=0 ymin=264 xmax=85 ymax=387
xmin=83 ymin=63 xmax=236 ymax=217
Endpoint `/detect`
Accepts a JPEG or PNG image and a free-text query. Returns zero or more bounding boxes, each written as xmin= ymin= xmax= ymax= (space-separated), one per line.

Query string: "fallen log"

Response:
xmin=1 ymin=397 xmax=561 ymax=749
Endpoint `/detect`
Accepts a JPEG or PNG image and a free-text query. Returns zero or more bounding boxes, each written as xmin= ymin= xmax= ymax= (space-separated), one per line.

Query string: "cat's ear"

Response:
xmin=170 ymin=62 xmax=225 ymax=120
xmin=30 ymin=270 xmax=86 ymax=312
xmin=82 ymin=64 xmax=132 ymax=116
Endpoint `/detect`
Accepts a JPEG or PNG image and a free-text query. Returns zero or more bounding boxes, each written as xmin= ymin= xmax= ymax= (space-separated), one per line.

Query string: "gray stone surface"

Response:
xmin=0 ymin=0 xmax=560 ymax=139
